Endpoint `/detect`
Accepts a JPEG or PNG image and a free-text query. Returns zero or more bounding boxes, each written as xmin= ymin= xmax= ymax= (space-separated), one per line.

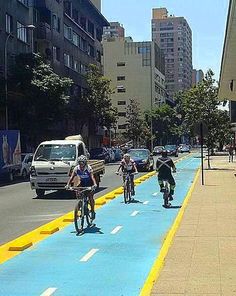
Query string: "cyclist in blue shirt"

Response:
xmin=66 ymin=155 xmax=97 ymax=220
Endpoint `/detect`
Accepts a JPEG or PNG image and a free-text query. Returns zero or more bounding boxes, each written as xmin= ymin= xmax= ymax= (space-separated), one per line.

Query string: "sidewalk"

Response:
xmin=151 ymin=155 xmax=236 ymax=295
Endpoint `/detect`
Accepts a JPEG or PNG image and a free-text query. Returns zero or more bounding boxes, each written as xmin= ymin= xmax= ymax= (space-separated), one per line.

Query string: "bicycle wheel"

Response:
xmin=74 ymin=200 xmax=84 ymax=234
xmin=85 ymin=203 xmax=92 ymax=226
xmin=128 ymin=181 xmax=132 ymax=203
xmin=124 ymin=180 xmax=129 ymax=204
xmin=163 ymin=190 xmax=169 ymax=207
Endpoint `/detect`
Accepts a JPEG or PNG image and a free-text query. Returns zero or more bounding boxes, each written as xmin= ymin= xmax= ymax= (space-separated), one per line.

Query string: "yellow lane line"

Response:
xmin=139 ymin=167 xmax=200 ymax=296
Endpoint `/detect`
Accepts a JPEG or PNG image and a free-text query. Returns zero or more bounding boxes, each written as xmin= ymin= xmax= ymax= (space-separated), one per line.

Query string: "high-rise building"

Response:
xmin=152 ymin=7 xmax=193 ymax=97
xmin=103 ymin=37 xmax=166 ymax=133
xmin=192 ymin=69 xmax=204 ymax=86
xmin=103 ymin=22 xmax=125 ymax=39
xmin=0 ymin=0 xmax=109 ymax=132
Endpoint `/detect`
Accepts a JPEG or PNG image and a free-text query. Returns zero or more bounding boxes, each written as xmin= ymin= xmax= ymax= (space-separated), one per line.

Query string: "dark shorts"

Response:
xmin=158 ymin=174 xmax=175 ymax=186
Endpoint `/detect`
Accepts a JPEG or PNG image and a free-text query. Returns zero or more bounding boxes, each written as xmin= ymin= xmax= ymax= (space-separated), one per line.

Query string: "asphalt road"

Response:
xmin=0 ymin=154 xmax=188 ymax=246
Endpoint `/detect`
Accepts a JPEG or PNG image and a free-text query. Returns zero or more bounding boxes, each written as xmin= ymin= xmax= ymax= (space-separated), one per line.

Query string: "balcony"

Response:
xmin=36 ymin=23 xmax=51 ymax=40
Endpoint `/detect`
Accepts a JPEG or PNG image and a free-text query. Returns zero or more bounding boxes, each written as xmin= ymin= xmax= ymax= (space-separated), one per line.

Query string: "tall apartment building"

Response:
xmin=192 ymin=69 xmax=204 ymax=86
xmin=0 ymin=0 xmax=109 ymax=132
xmin=103 ymin=22 xmax=125 ymax=39
xmin=152 ymin=8 xmax=193 ymax=97
xmin=103 ymin=37 xmax=165 ymax=133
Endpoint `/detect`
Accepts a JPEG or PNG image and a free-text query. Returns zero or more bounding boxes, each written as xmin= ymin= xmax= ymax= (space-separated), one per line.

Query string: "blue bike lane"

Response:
xmin=0 ymin=156 xmax=200 ymax=296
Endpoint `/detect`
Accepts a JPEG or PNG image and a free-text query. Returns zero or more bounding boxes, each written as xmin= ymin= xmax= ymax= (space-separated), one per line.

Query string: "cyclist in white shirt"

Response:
xmin=116 ymin=153 xmax=138 ymax=195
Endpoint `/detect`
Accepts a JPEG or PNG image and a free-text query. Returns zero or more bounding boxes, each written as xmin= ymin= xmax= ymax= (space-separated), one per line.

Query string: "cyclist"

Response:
xmin=66 ymin=155 xmax=97 ymax=220
xmin=156 ymin=150 xmax=176 ymax=201
xmin=116 ymin=153 xmax=138 ymax=195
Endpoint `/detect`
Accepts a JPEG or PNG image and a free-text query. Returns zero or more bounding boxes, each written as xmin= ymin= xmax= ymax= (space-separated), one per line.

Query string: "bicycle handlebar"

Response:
xmin=116 ymin=171 xmax=138 ymax=176
xmin=65 ymin=186 xmax=94 ymax=192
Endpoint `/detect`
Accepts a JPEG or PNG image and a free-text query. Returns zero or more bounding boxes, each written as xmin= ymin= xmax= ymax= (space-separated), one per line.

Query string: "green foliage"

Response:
xmin=175 ymin=69 xmax=231 ymax=149
xmin=84 ymin=64 xmax=117 ymax=130
xmin=125 ymin=98 xmax=151 ymax=146
xmin=145 ymin=104 xmax=180 ymax=145
xmin=8 ymin=53 xmax=73 ymax=144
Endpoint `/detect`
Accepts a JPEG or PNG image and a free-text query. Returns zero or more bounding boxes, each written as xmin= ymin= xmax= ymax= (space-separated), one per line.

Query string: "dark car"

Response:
xmin=89 ymin=148 xmax=110 ymax=163
xmin=128 ymin=149 xmax=154 ymax=171
xmin=153 ymin=146 xmax=164 ymax=156
xmin=164 ymin=145 xmax=179 ymax=157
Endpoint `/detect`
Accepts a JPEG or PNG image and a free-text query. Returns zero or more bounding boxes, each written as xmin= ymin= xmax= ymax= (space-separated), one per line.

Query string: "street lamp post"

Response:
xmin=4 ymin=24 xmax=35 ymax=130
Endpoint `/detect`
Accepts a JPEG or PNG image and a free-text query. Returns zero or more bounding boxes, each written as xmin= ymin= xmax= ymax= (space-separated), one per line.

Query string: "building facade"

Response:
xmin=0 ymin=0 xmax=108 ymax=133
xmin=152 ymin=7 xmax=193 ymax=98
xmin=192 ymin=69 xmax=204 ymax=86
xmin=103 ymin=22 xmax=125 ymax=39
xmin=102 ymin=37 xmax=165 ymax=133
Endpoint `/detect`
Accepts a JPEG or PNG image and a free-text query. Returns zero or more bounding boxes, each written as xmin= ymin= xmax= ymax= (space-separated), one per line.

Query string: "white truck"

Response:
xmin=30 ymin=136 xmax=105 ymax=198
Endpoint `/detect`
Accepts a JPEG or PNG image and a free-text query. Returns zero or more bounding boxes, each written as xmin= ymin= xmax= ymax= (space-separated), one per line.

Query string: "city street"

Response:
xmin=0 ymin=156 xmax=170 ymax=245
xmin=0 ymin=155 xmax=199 ymax=296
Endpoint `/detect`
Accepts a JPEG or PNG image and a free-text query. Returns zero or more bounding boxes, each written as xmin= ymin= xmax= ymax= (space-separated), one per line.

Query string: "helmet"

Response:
xmin=161 ymin=150 xmax=168 ymax=158
xmin=124 ymin=153 xmax=130 ymax=159
xmin=77 ymin=155 xmax=87 ymax=165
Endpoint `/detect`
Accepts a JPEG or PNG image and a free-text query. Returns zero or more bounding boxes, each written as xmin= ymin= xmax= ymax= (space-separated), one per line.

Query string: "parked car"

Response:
xmin=107 ymin=148 xmax=115 ymax=162
xmin=128 ymin=149 xmax=154 ymax=171
xmin=113 ymin=148 xmax=123 ymax=161
xmin=89 ymin=148 xmax=110 ymax=163
xmin=164 ymin=145 xmax=179 ymax=157
xmin=178 ymin=144 xmax=191 ymax=153
xmin=153 ymin=146 xmax=164 ymax=156
xmin=20 ymin=153 xmax=33 ymax=179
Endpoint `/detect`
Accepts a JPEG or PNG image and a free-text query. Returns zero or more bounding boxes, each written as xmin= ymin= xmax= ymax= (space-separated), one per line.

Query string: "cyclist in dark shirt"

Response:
xmin=156 ymin=150 xmax=176 ymax=200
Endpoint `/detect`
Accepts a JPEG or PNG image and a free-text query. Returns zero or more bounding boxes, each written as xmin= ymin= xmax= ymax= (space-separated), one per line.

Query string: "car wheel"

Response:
xmin=22 ymin=169 xmax=28 ymax=179
xmin=36 ymin=189 xmax=45 ymax=198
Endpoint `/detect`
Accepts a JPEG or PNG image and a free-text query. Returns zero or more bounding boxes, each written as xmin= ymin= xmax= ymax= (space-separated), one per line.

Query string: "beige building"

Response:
xmin=102 ymin=37 xmax=166 ymax=133
xmin=152 ymin=7 xmax=192 ymax=97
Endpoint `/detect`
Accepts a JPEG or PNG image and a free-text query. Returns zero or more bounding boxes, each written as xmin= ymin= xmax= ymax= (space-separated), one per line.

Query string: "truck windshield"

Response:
xmin=34 ymin=144 xmax=76 ymax=161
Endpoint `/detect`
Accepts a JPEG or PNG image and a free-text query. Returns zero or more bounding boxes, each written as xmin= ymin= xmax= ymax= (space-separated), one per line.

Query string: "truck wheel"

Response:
xmin=36 ymin=189 xmax=45 ymax=198
xmin=8 ymin=171 xmax=14 ymax=182
xmin=22 ymin=169 xmax=28 ymax=179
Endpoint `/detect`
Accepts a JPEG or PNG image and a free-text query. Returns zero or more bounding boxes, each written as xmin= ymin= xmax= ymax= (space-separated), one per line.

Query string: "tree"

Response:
xmin=84 ymin=64 xmax=117 ymax=132
xmin=145 ymin=104 xmax=180 ymax=145
xmin=175 ymin=69 xmax=231 ymax=166
xmin=125 ymin=98 xmax=151 ymax=147
xmin=8 ymin=53 xmax=72 ymax=147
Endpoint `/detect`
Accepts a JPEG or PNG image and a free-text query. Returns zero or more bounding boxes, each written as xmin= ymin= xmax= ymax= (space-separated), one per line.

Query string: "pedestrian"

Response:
xmin=228 ymin=145 xmax=234 ymax=162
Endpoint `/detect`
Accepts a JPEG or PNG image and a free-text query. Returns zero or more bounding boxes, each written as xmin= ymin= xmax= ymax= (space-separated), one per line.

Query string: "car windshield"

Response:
xmin=165 ymin=145 xmax=176 ymax=150
xmin=129 ymin=150 xmax=149 ymax=158
xmin=34 ymin=144 xmax=76 ymax=161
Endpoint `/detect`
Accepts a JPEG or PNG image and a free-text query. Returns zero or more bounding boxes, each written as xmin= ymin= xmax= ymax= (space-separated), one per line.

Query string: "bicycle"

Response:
xmin=117 ymin=172 xmax=137 ymax=204
xmin=67 ymin=186 xmax=95 ymax=235
xmin=162 ymin=180 xmax=171 ymax=208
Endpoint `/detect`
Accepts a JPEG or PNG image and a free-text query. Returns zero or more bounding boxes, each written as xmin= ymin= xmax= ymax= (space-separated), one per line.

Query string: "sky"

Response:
xmin=102 ymin=0 xmax=229 ymax=81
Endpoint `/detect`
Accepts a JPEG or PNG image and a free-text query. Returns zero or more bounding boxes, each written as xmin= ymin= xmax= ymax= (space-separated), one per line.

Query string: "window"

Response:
xmin=18 ymin=0 xmax=28 ymax=6
xmin=117 ymin=86 xmax=126 ymax=93
xmin=117 ymin=62 xmax=125 ymax=67
xmin=73 ymin=60 xmax=79 ymax=72
xmin=88 ymin=44 xmax=95 ymax=57
xmin=88 ymin=20 xmax=94 ymax=38
xmin=117 ymin=76 xmax=125 ymax=81
xmin=64 ymin=53 xmax=69 ymax=67
xmin=118 ymin=101 xmax=126 ymax=105
xmin=6 ymin=14 xmax=13 ymax=33
xmin=52 ymin=14 xmax=60 ymax=32
xmin=96 ymin=28 xmax=102 ymax=41
xmin=118 ymin=124 xmax=127 ymax=130
xmin=96 ymin=50 xmax=101 ymax=63
xmin=64 ymin=1 xmax=72 ymax=17
xmin=53 ymin=46 xmax=60 ymax=62
xmin=80 ymin=63 xmax=87 ymax=74
xmin=80 ymin=37 xmax=87 ymax=51
xmin=80 ymin=16 xmax=87 ymax=30
xmin=17 ymin=22 xmax=28 ymax=43
xmin=138 ymin=47 xmax=151 ymax=54
xmin=64 ymin=24 xmax=72 ymax=40
xmin=72 ymin=8 xmax=79 ymax=23
xmin=118 ymin=112 xmax=126 ymax=117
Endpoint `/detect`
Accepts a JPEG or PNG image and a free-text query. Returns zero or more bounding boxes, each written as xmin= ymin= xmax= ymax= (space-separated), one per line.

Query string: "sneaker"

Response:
xmin=91 ymin=211 xmax=96 ymax=220
xmin=131 ymin=190 xmax=135 ymax=196
xmin=169 ymin=194 xmax=173 ymax=201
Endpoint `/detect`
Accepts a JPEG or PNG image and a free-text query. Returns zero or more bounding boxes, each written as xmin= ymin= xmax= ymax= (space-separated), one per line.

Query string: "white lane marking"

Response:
xmin=111 ymin=226 xmax=123 ymax=234
xmin=152 ymin=192 xmax=158 ymax=196
xmin=40 ymin=288 xmax=57 ymax=296
xmin=143 ymin=201 xmax=149 ymax=205
xmin=80 ymin=249 xmax=99 ymax=262
xmin=131 ymin=211 xmax=139 ymax=217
